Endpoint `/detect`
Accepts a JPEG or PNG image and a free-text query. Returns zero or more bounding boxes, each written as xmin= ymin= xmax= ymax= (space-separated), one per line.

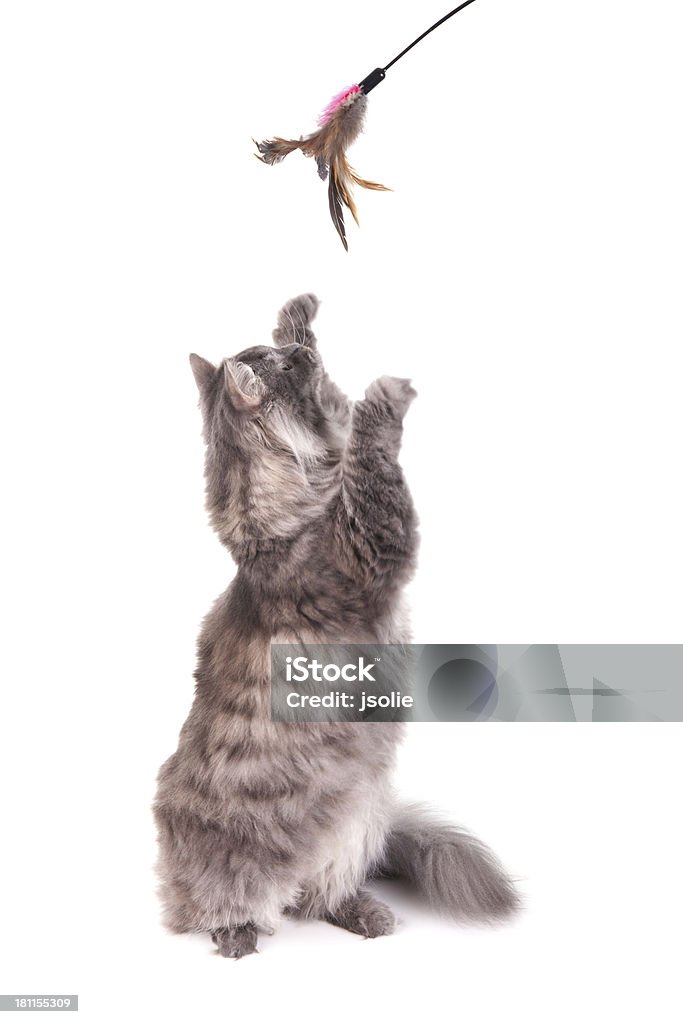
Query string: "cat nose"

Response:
xmin=279 ymin=344 xmax=300 ymax=357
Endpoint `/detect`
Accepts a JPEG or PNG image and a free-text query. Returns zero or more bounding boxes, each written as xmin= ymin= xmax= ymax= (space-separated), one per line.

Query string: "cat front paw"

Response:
xmin=277 ymin=293 xmax=319 ymax=329
xmin=364 ymin=376 xmax=417 ymax=420
xmin=273 ymin=294 xmax=320 ymax=348
xmin=211 ymin=923 xmax=259 ymax=959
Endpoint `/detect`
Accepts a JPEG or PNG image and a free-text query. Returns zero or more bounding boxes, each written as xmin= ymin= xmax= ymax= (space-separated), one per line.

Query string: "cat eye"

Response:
xmin=281 ymin=363 xmax=293 ymax=371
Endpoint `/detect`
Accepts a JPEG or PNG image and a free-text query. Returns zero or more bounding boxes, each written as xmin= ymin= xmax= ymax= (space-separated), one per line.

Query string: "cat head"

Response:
xmin=190 ymin=295 xmax=350 ymax=556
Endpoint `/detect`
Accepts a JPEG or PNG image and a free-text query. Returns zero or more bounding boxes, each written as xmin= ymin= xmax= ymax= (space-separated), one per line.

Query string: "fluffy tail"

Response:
xmin=378 ymin=805 xmax=520 ymax=923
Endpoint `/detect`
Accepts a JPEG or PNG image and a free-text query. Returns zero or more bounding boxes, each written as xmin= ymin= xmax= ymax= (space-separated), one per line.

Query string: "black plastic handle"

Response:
xmin=358 ymin=67 xmax=386 ymax=94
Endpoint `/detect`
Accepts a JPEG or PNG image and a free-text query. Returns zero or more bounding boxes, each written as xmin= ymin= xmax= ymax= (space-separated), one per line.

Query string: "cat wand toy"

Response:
xmin=254 ymin=0 xmax=480 ymax=250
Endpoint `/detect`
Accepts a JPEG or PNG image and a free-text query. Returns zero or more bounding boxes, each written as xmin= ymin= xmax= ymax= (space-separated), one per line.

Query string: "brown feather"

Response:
xmin=253 ymin=136 xmax=307 ymax=165
xmin=328 ymin=164 xmax=348 ymax=251
xmin=350 ymin=171 xmax=391 ymax=192
xmin=336 ymin=153 xmax=360 ymax=226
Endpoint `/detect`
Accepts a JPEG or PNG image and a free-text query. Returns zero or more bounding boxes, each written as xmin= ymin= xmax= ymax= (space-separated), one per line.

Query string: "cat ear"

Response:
xmin=223 ymin=359 xmax=263 ymax=413
xmin=189 ymin=353 xmax=217 ymax=391
xmin=272 ymin=293 xmax=319 ymax=349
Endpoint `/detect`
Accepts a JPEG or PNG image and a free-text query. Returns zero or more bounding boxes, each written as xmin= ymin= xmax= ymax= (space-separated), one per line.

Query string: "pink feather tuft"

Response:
xmin=317 ymin=85 xmax=361 ymax=126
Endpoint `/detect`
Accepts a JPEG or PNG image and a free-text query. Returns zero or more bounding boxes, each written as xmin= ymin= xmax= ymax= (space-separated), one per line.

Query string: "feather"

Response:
xmin=253 ymin=136 xmax=304 ymax=165
xmin=328 ymin=163 xmax=348 ymax=251
xmin=350 ymin=172 xmax=390 ymax=192
xmin=255 ymin=86 xmax=388 ymax=249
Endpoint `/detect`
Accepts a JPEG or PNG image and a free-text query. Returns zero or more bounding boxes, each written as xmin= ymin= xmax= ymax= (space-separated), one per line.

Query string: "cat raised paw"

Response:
xmin=364 ymin=376 xmax=417 ymax=419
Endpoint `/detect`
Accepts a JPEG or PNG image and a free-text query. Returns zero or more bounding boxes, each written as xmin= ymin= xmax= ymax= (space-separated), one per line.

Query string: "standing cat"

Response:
xmin=154 ymin=294 xmax=518 ymax=958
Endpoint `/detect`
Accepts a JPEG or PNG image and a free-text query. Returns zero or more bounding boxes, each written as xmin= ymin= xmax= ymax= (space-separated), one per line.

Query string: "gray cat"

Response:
xmin=154 ymin=294 xmax=518 ymax=958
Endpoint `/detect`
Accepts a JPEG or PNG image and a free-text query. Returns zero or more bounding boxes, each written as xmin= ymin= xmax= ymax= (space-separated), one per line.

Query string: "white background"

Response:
xmin=1 ymin=0 xmax=682 ymax=1020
